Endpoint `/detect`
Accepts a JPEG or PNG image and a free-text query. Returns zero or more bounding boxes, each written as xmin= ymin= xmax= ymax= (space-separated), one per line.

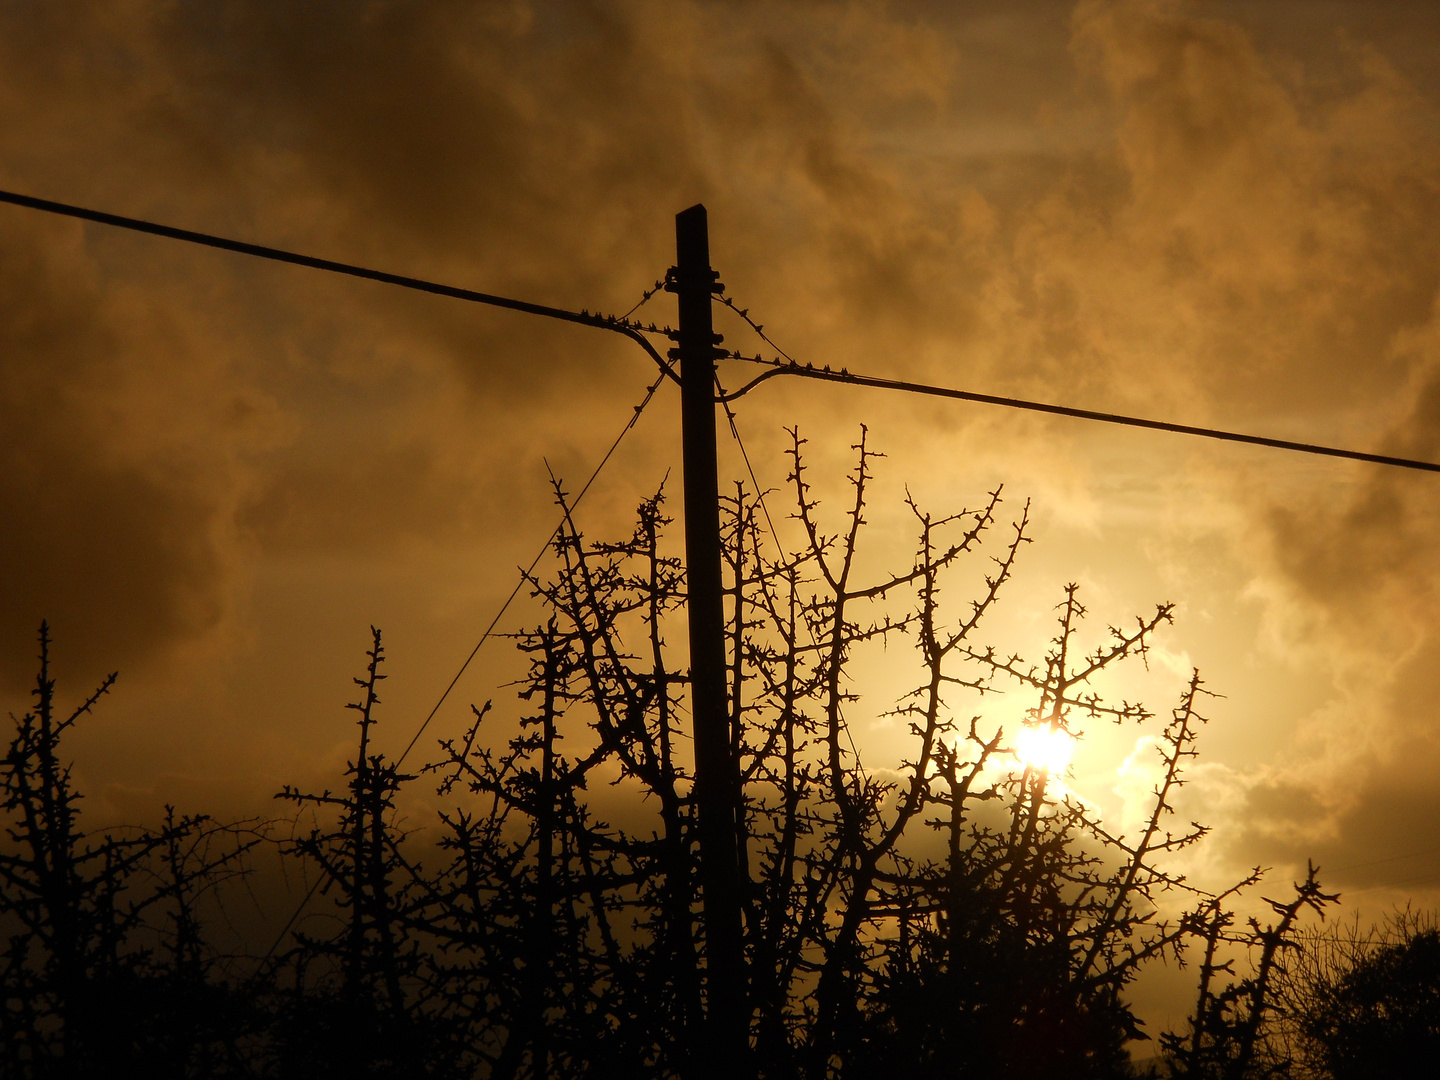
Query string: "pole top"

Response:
xmin=676 ymin=204 xmax=710 ymax=271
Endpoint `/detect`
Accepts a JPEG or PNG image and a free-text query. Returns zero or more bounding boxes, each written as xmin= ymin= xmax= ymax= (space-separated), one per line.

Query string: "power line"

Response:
xmin=256 ymin=873 xmax=324 ymax=973
xmin=715 ymin=289 xmax=1440 ymax=476
xmin=716 ymin=377 xmax=870 ymax=782
xmin=6 ymin=187 xmax=1433 ymax=476
xmin=10 ymin=185 xmax=1438 ymax=812
xmin=719 ymin=357 xmax=1440 ymax=475
xmin=16 ymin=186 xmax=1440 ymax=991
xmin=1339 ymin=871 xmax=1440 ymax=897
xmin=1328 ymin=845 xmax=1440 ymax=875
xmin=0 ymin=187 xmax=682 ymax=982
xmin=0 ymin=187 xmax=677 ymax=384
xmin=0 ymin=192 xmax=681 ymax=765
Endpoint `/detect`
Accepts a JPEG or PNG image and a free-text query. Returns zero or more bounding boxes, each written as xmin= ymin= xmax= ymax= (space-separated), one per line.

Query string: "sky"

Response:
xmin=3 ymin=0 xmax=1440 ymax=1019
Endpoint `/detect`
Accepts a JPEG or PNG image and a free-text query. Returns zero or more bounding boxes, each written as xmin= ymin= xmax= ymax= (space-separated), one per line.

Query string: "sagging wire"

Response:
xmin=622 ymin=277 xmax=667 ymax=321
xmin=713 ymin=353 xmax=1440 ymax=476
xmin=710 ymin=289 xmax=1440 ymax=475
xmin=0 ymin=186 xmax=683 ymax=389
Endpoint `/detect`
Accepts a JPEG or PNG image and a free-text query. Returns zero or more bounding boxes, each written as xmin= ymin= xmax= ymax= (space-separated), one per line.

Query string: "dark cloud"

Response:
xmin=0 ymin=213 xmax=225 ymax=684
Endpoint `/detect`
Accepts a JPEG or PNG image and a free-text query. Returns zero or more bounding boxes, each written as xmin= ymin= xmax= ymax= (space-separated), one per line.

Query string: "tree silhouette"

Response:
xmin=0 ymin=437 xmax=1346 ymax=1079
xmin=1275 ymin=909 xmax=1440 ymax=1080
xmin=353 ymin=431 xmax=1308 ymax=1078
xmin=1162 ymin=864 xmax=1337 ymax=1079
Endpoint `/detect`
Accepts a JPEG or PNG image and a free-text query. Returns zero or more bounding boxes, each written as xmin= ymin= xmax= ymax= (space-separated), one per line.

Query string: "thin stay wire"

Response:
xmin=719 ymin=291 xmax=798 ymax=366
xmin=717 ymin=373 xmax=784 ymax=553
xmin=258 ymin=374 xmax=667 ymax=972
xmin=1338 ymin=871 xmax=1440 ymax=898
xmin=396 ymin=370 xmax=668 ymax=767
xmin=256 ymin=874 xmax=324 ymax=976
xmin=716 ymin=299 xmax=915 ymax=788
xmin=1329 ymin=844 xmax=1440 ymax=875
xmin=622 ymin=277 xmax=667 ymax=321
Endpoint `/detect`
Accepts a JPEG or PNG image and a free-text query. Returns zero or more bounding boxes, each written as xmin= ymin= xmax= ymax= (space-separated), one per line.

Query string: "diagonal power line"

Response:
xmin=262 ymin=375 xmax=667 ymax=969
xmin=0 ymin=187 xmax=677 ymax=383
xmin=719 ymin=359 xmax=1440 ymax=475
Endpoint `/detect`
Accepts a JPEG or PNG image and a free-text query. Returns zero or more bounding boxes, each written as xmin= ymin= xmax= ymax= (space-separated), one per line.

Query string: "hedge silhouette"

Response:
xmin=0 ymin=437 xmax=1341 ymax=1078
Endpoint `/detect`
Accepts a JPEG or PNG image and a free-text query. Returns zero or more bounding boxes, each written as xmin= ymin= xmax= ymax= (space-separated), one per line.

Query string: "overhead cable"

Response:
xmin=0 ymin=187 xmax=677 ymax=384
xmin=5 ymin=186 xmax=1434 ymax=475
xmin=719 ymin=357 xmax=1440 ymax=475
xmin=260 ymin=374 xmax=667 ymax=967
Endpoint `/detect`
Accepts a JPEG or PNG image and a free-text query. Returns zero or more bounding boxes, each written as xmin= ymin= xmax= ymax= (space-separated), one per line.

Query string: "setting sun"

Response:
xmin=1015 ymin=723 xmax=1075 ymax=775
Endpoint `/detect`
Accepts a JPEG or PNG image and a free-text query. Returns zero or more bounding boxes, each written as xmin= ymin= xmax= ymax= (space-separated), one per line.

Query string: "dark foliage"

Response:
xmin=0 ymin=624 xmax=259 ymax=1077
xmin=1274 ymin=912 xmax=1440 ymax=1080
xmin=1307 ymin=929 xmax=1440 ymax=1078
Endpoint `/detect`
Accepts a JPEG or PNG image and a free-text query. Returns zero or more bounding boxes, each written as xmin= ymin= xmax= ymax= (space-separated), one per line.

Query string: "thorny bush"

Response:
xmin=1 ymin=433 xmax=1339 ymax=1079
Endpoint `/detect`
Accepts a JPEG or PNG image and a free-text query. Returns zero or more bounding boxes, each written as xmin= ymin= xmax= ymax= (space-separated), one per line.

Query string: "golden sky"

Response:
xmin=4 ymin=0 xmax=1440 ymax=986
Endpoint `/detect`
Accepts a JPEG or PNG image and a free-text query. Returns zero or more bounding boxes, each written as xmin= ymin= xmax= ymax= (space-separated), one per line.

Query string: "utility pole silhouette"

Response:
xmin=669 ymin=204 xmax=749 ymax=1076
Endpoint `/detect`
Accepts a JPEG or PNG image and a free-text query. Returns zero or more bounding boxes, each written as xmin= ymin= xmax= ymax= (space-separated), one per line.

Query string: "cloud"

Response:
xmin=0 ymin=212 xmax=229 ymax=684
xmin=0 ymin=1 xmax=1437 ymax=896
xmin=0 ymin=0 xmax=992 ymax=677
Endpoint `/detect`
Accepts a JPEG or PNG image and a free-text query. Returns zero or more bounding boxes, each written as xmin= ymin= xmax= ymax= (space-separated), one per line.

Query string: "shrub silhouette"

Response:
xmin=0 ymin=624 xmax=257 ymax=1078
xmin=1312 ymin=930 xmax=1440 ymax=1077
xmin=1 ymin=438 xmax=1346 ymax=1078
xmin=1274 ymin=911 xmax=1440 ymax=1080
xmin=272 ymin=627 xmax=456 ymax=1079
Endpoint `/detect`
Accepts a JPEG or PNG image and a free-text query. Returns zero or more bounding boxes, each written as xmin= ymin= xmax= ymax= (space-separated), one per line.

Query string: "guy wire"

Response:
xmin=396 ymin=369 xmax=668 ymax=766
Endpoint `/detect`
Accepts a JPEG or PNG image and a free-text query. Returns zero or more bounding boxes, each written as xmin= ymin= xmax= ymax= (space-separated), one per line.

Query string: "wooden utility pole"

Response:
xmin=669 ymin=204 xmax=748 ymax=1075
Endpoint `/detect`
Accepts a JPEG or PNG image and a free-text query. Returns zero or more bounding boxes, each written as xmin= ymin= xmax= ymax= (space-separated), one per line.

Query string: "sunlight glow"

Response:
xmin=1015 ymin=723 xmax=1075 ymax=775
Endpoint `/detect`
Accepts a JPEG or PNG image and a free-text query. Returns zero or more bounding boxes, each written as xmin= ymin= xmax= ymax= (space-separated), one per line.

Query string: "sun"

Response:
xmin=1014 ymin=723 xmax=1075 ymax=775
